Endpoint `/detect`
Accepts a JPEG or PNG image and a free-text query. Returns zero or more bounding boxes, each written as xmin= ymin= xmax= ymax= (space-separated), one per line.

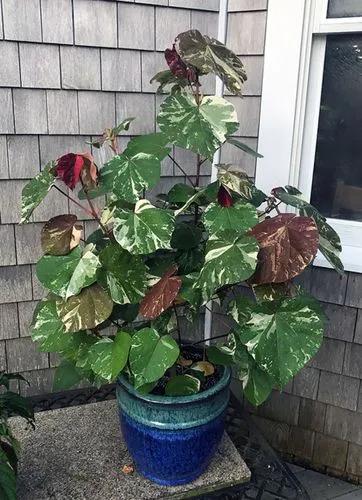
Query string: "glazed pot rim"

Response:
xmin=117 ymin=366 xmax=231 ymax=405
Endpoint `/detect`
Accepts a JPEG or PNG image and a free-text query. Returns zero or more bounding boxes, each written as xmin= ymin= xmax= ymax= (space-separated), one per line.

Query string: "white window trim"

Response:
xmin=256 ymin=0 xmax=362 ymax=273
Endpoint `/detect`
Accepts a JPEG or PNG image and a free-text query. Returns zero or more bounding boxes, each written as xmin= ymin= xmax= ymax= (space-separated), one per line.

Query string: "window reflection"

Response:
xmin=328 ymin=0 xmax=362 ymax=18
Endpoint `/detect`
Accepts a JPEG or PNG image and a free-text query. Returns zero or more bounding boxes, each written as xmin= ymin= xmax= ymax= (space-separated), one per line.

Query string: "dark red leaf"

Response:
xmin=139 ymin=265 xmax=182 ymax=320
xmin=250 ymin=213 xmax=319 ymax=284
xmin=55 ymin=152 xmax=98 ymax=190
xmin=218 ymin=184 xmax=234 ymax=207
xmin=165 ymin=45 xmax=196 ymax=82
xmin=41 ymin=214 xmax=82 ymax=256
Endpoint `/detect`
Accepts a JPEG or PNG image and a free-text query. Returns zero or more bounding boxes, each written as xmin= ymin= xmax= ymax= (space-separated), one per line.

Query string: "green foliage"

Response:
xmin=21 ymin=29 xmax=342 ymax=406
xmin=0 ymin=372 xmax=35 ymax=500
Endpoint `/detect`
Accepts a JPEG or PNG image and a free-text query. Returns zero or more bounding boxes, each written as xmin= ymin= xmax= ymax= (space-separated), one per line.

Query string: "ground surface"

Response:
xmin=288 ymin=463 xmax=362 ymax=500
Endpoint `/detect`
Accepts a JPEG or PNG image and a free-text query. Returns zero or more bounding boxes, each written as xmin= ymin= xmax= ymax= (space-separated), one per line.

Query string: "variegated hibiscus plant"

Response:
xmin=21 ymin=30 xmax=343 ymax=405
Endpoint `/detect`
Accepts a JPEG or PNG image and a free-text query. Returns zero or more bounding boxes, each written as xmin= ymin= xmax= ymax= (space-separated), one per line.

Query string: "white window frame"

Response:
xmin=256 ymin=0 xmax=362 ymax=273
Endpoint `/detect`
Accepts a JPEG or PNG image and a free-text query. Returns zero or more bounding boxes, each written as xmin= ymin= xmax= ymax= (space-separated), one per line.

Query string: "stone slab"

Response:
xmin=10 ymin=400 xmax=251 ymax=499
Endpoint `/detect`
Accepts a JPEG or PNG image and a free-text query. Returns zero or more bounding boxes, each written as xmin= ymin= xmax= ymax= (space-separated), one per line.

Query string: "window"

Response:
xmin=256 ymin=0 xmax=362 ymax=272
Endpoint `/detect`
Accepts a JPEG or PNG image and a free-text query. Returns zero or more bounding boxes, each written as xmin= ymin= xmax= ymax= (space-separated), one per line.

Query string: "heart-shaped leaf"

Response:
xmin=168 ymin=183 xmax=196 ymax=204
xmin=101 ymin=133 xmax=170 ymax=203
xmin=272 ymin=186 xmax=344 ymax=274
xmin=21 ymin=161 xmax=56 ymax=223
xmin=195 ymin=230 xmax=259 ymax=303
xmin=236 ymin=295 xmax=325 ymax=387
xmin=53 ymin=359 xmax=84 ymax=392
xmin=31 ymin=300 xmax=69 ymax=352
xmin=99 ymin=243 xmax=147 ymax=304
xmin=202 ymin=201 xmax=258 ymax=236
xmin=88 ymin=331 xmax=131 ymax=381
xmin=165 ymin=374 xmax=200 ymax=396
xmin=250 ymin=213 xmax=319 ymax=284
xmin=176 ymin=30 xmax=247 ymax=95
xmin=129 ymin=327 xmax=180 ymax=388
xmin=41 ymin=214 xmax=82 ymax=256
xmin=171 ymin=221 xmax=203 ymax=250
xmin=150 ymin=69 xmax=189 ymax=94
xmin=56 ymin=283 xmax=113 ymax=333
xmin=140 ymin=265 xmax=182 ymax=320
xmin=36 ymin=246 xmax=100 ymax=299
xmin=114 ymin=199 xmax=175 ymax=255
xmin=207 ymin=334 xmax=236 ymax=366
xmin=217 ymin=164 xmax=267 ymax=207
xmin=158 ymin=92 xmax=238 ymax=158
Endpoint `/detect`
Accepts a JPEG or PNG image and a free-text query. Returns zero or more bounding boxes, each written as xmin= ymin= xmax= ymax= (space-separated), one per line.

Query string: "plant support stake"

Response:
xmin=204 ymin=0 xmax=229 ymax=346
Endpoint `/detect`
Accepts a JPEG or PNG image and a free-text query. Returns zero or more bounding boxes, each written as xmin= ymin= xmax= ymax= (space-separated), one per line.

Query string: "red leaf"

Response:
xmin=165 ymin=45 xmax=196 ymax=82
xmin=250 ymin=213 xmax=319 ymax=284
xmin=218 ymin=184 xmax=234 ymax=207
xmin=55 ymin=152 xmax=98 ymax=190
xmin=139 ymin=265 xmax=182 ymax=320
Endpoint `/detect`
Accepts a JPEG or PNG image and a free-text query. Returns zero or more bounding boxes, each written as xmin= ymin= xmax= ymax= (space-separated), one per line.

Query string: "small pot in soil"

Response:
xmin=116 ymin=363 xmax=231 ymax=486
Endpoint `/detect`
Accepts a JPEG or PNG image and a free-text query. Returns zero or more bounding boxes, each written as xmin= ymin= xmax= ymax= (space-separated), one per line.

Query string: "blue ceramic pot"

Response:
xmin=116 ymin=367 xmax=231 ymax=486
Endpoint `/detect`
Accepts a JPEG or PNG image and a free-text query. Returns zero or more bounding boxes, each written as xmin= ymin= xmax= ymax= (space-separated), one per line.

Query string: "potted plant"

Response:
xmin=21 ymin=30 xmax=343 ymax=486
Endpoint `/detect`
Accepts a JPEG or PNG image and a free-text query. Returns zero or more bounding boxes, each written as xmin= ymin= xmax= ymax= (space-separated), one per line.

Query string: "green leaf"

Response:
xmin=236 ymin=295 xmax=325 ymax=387
xmin=0 ymin=392 xmax=34 ymax=425
xmin=228 ymin=295 xmax=254 ymax=326
xmin=202 ymin=201 xmax=258 ymax=236
xmin=56 ymin=283 xmax=113 ymax=333
xmin=207 ymin=334 xmax=236 ymax=366
xmin=179 ymin=273 xmax=203 ymax=309
xmin=101 ymin=133 xmax=170 ymax=203
xmin=52 ymin=359 xmax=84 ymax=391
xmin=176 ymin=30 xmax=247 ymax=95
xmin=217 ymin=164 xmax=267 ymax=207
xmin=171 ymin=221 xmax=203 ymax=250
xmin=272 ymin=186 xmax=344 ymax=274
xmin=158 ymin=92 xmax=238 ymax=158
xmin=20 ymin=161 xmax=55 ymax=223
xmin=226 ymin=138 xmax=263 ymax=158
xmin=88 ymin=331 xmax=131 ymax=381
xmin=195 ymin=230 xmax=259 ymax=302
xmin=111 ymin=303 xmax=139 ymax=323
xmin=129 ymin=328 xmax=180 ymax=388
xmin=36 ymin=246 xmax=100 ymax=299
xmin=176 ymin=246 xmax=204 ymax=275
xmin=0 ymin=455 xmax=16 ymax=500
xmin=31 ymin=300 xmax=68 ymax=352
xmin=114 ymin=199 xmax=175 ymax=254
xmin=168 ymin=183 xmax=196 ymax=204
xmin=113 ymin=117 xmax=135 ymax=135
xmin=174 ymin=182 xmax=218 ymax=216
xmin=252 ymin=283 xmax=290 ymax=303
xmin=99 ymin=243 xmax=147 ymax=304
xmin=165 ymin=374 xmax=201 ymax=396
xmin=150 ymin=69 xmax=188 ymax=94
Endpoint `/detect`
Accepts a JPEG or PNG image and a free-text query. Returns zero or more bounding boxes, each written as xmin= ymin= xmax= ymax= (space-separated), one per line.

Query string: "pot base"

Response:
xmin=120 ymin=410 xmax=225 ymax=486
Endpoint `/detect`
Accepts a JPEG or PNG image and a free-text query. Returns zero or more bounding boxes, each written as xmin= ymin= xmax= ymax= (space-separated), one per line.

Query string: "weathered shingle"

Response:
xmin=257 ymin=391 xmax=300 ymax=426
xmin=47 ymin=90 xmax=79 ymax=135
xmin=0 ymin=42 xmax=20 ymax=86
xmin=41 ymin=0 xmax=73 ymax=45
xmin=313 ymin=433 xmax=348 ymax=470
xmin=0 ymin=88 xmax=14 ymax=134
xmin=227 ymin=11 xmax=267 ymax=55
xmin=15 ymin=223 xmax=42 ymax=265
xmin=354 ymin=310 xmax=362 ymax=344
xmin=169 ymin=0 xmax=219 ymax=10
xmin=174 ymin=146 xmax=210 ymax=176
xmin=325 ymin=405 xmax=362 ymax=446
xmin=31 ymin=264 xmax=45 ymax=300
xmin=228 ymin=96 xmax=261 ymax=137
xmin=101 ymin=49 xmax=141 ymax=92
xmin=39 ymin=136 xmax=90 ymax=168
xmin=0 ymin=303 xmax=19 ymax=339
xmin=19 ymin=368 xmax=55 ymax=396
xmin=155 ymin=7 xmax=190 ymax=51
xmin=344 ymin=343 xmax=362 ymax=379
xmin=2 ymin=0 xmax=42 ymax=42
xmin=322 ymin=302 xmax=357 ymax=342
xmin=0 ymin=342 xmax=6 ymax=371
xmin=135 ymin=0 xmax=167 ymax=5
xmin=0 ymin=225 xmax=16 ymax=266
xmin=116 ymin=93 xmax=155 ymax=135
xmin=288 ymin=427 xmax=315 ymax=460
xmin=346 ymin=443 xmax=362 ymax=477
xmin=191 ymin=11 xmax=218 ymax=38
xmin=0 ymin=137 xmax=9 ymax=179
xmin=32 ymin=180 xmax=69 ymax=222
xmin=311 ymin=267 xmax=348 ymax=305
xmin=78 ymin=91 xmax=116 ymax=135
xmin=6 ymin=337 xmax=49 ymax=372
xmin=0 ymin=265 xmax=32 ymax=303
xmin=309 ymin=338 xmax=345 ymax=374
xmin=61 ymin=46 xmax=101 ymax=91
xmin=293 ymin=367 xmax=320 ymax=400
xmin=7 ymin=136 xmax=40 ymax=179
xmin=240 ymin=55 xmax=264 ymax=96
xmin=118 ymin=3 xmax=155 ymax=50
xmin=19 ymin=43 xmax=60 ymax=89
xmin=74 ymin=0 xmax=117 ymax=47
xmin=318 ymin=372 xmax=359 ymax=411
xmin=141 ymin=52 xmax=167 ymax=93
xmin=18 ymin=300 xmax=37 ymax=337
xmin=220 ymin=137 xmax=258 ymax=176
xmin=228 ymin=0 xmax=268 ymax=11
xmin=13 ymin=89 xmax=47 ymax=134
xmin=345 ymin=273 xmax=362 ymax=308
xmin=0 ymin=180 xmax=27 ymax=224
xmin=298 ymin=398 xmax=326 ymax=433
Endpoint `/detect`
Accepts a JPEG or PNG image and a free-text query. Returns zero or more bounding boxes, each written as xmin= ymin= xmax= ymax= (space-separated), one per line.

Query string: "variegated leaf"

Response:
xmin=202 ymin=201 xmax=258 ymax=236
xmin=114 ymin=199 xmax=175 ymax=255
xmin=20 ymin=161 xmax=56 ymax=223
xmin=41 ymin=214 xmax=82 ymax=256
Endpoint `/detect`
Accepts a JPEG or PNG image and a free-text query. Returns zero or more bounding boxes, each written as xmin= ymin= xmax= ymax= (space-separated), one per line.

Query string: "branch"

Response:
xmin=191 ymin=332 xmax=229 ymax=346
xmin=167 ymin=154 xmax=196 ymax=188
xmin=80 ymin=179 xmax=109 ymax=234
xmin=52 ymin=185 xmax=94 ymax=218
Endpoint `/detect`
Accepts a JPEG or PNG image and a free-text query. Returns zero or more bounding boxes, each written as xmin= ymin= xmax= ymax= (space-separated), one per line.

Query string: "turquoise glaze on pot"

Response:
xmin=116 ymin=367 xmax=231 ymax=485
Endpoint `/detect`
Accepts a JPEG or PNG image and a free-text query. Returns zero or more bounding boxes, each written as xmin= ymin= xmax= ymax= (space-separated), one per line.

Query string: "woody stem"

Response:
xmin=52 ymin=185 xmax=94 ymax=218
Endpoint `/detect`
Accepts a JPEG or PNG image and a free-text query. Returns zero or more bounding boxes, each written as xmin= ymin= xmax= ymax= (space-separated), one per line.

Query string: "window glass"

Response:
xmin=327 ymin=0 xmax=362 ymax=18
xmin=310 ymin=34 xmax=362 ymax=221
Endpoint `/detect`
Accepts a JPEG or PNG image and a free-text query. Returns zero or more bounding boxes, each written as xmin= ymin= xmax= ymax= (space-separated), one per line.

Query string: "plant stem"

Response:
xmin=167 ymin=154 xmax=196 ymax=188
xmin=53 ymin=185 xmax=94 ymax=218
xmin=191 ymin=332 xmax=229 ymax=346
xmin=80 ymin=179 xmax=109 ymax=234
xmin=172 ymin=303 xmax=182 ymax=347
